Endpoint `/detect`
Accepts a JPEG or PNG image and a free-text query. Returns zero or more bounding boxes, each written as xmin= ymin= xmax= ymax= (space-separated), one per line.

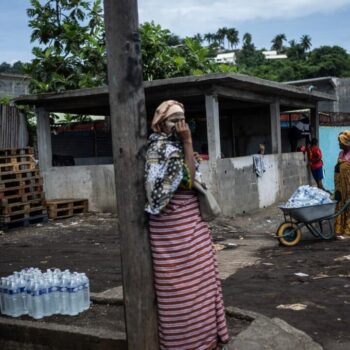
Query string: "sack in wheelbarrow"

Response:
xmin=280 ymin=185 xmax=336 ymax=222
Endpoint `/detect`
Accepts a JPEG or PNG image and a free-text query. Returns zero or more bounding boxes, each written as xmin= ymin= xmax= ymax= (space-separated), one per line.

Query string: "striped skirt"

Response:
xmin=149 ymin=190 xmax=229 ymax=350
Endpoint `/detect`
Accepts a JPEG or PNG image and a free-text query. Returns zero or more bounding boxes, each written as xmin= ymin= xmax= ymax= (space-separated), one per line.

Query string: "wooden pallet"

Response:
xmin=0 ymin=162 xmax=37 ymax=173
xmin=0 ymin=155 xmax=36 ymax=164
xmin=0 ymin=147 xmax=34 ymax=157
xmin=1 ymin=192 xmax=45 ymax=206
xmin=46 ymin=199 xmax=88 ymax=219
xmin=0 ymin=214 xmax=48 ymax=230
xmin=0 ymin=207 xmax=47 ymax=224
xmin=0 ymin=183 xmax=43 ymax=200
xmin=0 ymin=199 xmax=45 ymax=216
xmin=0 ymin=169 xmax=40 ymax=182
xmin=0 ymin=176 xmax=43 ymax=191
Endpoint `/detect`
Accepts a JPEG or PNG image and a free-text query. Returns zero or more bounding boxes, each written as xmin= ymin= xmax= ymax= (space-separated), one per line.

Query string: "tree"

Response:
xmin=271 ymin=34 xmax=287 ymax=53
xmin=286 ymin=39 xmax=304 ymax=60
xmin=236 ymin=33 xmax=265 ymax=69
xmin=204 ymin=33 xmax=214 ymax=45
xmin=191 ymin=33 xmax=203 ymax=43
xmin=227 ymin=28 xmax=239 ymax=49
xmin=300 ymin=35 xmax=312 ymax=53
xmin=25 ymin=0 xmax=106 ymax=93
xmin=307 ymin=46 xmax=350 ymax=77
xmin=139 ymin=22 xmax=237 ymax=80
xmin=216 ymin=27 xmax=228 ymax=48
xmin=0 ymin=61 xmax=26 ymax=74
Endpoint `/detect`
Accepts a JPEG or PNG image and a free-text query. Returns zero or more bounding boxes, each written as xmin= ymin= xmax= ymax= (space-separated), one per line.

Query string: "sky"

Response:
xmin=1 ymin=0 xmax=350 ymax=63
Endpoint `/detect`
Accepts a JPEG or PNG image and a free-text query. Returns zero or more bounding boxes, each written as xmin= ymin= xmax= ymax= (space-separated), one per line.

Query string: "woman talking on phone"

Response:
xmin=144 ymin=100 xmax=229 ymax=350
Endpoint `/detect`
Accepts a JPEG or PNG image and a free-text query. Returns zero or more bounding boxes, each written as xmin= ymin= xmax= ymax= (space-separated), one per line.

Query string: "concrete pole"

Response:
xmin=36 ymin=107 xmax=52 ymax=171
xmin=205 ymin=94 xmax=221 ymax=164
xmin=103 ymin=1 xmax=159 ymax=349
xmin=310 ymin=104 xmax=319 ymax=140
xmin=270 ymin=99 xmax=282 ymax=154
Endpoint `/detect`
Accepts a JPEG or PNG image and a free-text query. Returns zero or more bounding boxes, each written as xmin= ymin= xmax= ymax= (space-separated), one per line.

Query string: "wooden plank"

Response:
xmin=104 ymin=1 xmax=159 ymax=349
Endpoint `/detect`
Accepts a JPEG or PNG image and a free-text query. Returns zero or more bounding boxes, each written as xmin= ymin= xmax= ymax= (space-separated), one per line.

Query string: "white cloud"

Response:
xmin=138 ymin=0 xmax=350 ymax=36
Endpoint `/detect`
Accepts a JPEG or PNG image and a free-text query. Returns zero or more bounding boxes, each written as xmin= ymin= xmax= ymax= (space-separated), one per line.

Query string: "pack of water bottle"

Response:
xmin=0 ymin=268 xmax=90 ymax=319
xmin=284 ymin=185 xmax=333 ymax=208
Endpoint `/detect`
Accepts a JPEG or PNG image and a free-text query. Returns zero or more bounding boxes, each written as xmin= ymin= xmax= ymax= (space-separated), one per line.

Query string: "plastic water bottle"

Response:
xmin=18 ymin=277 xmax=27 ymax=315
xmin=52 ymin=274 xmax=61 ymax=314
xmin=68 ymin=276 xmax=79 ymax=316
xmin=9 ymin=278 xmax=21 ymax=317
xmin=41 ymin=278 xmax=51 ymax=317
xmin=26 ymin=280 xmax=33 ymax=317
xmin=1 ymin=278 xmax=9 ymax=316
xmin=0 ymin=278 xmax=3 ymax=314
xmin=76 ymin=274 xmax=85 ymax=313
xmin=32 ymin=281 xmax=44 ymax=319
xmin=60 ymin=275 xmax=70 ymax=315
xmin=82 ymin=273 xmax=90 ymax=311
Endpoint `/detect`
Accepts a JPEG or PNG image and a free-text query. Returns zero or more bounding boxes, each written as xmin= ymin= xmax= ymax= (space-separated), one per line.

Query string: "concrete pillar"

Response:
xmin=36 ymin=107 xmax=52 ymax=171
xmin=205 ymin=94 xmax=221 ymax=164
xmin=310 ymin=104 xmax=319 ymax=140
xmin=270 ymin=99 xmax=282 ymax=154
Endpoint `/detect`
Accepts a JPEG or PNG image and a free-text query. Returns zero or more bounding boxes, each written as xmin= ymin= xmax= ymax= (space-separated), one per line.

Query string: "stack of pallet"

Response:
xmin=46 ymin=199 xmax=88 ymax=220
xmin=0 ymin=147 xmax=48 ymax=229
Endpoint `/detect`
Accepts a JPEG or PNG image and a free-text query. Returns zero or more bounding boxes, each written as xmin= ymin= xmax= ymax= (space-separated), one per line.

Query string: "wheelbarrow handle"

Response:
xmin=324 ymin=198 xmax=350 ymax=220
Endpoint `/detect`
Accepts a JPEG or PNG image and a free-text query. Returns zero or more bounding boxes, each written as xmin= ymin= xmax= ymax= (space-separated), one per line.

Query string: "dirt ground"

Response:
xmin=0 ymin=208 xmax=349 ymax=349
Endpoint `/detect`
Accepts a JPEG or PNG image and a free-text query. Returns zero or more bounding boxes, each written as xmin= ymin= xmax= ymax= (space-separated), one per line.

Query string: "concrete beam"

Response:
xmin=36 ymin=107 xmax=52 ymax=172
xmin=270 ymin=100 xmax=282 ymax=154
xmin=213 ymin=85 xmax=273 ymax=104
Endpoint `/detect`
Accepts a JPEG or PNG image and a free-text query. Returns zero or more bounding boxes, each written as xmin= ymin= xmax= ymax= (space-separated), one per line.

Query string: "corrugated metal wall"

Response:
xmin=0 ymin=104 xmax=29 ymax=149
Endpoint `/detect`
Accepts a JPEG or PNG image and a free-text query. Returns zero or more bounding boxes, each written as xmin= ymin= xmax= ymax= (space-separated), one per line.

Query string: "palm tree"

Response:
xmin=287 ymin=39 xmax=303 ymax=60
xmin=271 ymin=34 xmax=287 ymax=53
xmin=216 ymin=27 xmax=228 ymax=48
xmin=227 ymin=28 xmax=239 ymax=49
xmin=300 ymin=34 xmax=312 ymax=52
xmin=192 ymin=33 xmax=203 ymax=43
xmin=242 ymin=32 xmax=252 ymax=46
xmin=204 ymin=32 xmax=214 ymax=45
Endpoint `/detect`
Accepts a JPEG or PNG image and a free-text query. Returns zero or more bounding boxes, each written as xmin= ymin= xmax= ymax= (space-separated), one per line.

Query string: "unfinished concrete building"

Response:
xmin=15 ymin=73 xmax=335 ymax=215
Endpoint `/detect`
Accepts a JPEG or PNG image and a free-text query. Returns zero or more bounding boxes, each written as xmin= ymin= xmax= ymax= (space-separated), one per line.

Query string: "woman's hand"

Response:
xmin=175 ymin=120 xmax=192 ymax=144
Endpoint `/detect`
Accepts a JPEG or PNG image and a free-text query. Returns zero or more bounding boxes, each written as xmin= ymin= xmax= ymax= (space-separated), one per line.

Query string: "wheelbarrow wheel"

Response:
xmin=277 ymin=223 xmax=302 ymax=247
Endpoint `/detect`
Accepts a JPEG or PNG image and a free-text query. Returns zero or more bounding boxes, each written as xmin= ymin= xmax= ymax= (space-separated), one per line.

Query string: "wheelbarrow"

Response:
xmin=276 ymin=199 xmax=350 ymax=247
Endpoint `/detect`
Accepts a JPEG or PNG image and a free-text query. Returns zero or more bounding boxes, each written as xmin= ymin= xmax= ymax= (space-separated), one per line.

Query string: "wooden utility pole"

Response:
xmin=103 ymin=1 xmax=159 ymax=349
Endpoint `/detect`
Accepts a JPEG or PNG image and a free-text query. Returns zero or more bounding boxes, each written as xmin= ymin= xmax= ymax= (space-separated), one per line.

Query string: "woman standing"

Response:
xmin=144 ymin=100 xmax=229 ymax=350
xmin=335 ymin=130 xmax=350 ymax=236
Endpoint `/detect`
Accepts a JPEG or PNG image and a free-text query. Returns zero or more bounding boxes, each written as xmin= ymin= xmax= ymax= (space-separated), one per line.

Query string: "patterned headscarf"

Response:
xmin=151 ymin=100 xmax=185 ymax=132
xmin=338 ymin=130 xmax=350 ymax=147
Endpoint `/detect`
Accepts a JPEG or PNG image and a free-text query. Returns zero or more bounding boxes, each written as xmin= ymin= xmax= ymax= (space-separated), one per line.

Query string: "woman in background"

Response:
xmin=334 ymin=130 xmax=350 ymax=236
xmin=144 ymin=100 xmax=229 ymax=350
